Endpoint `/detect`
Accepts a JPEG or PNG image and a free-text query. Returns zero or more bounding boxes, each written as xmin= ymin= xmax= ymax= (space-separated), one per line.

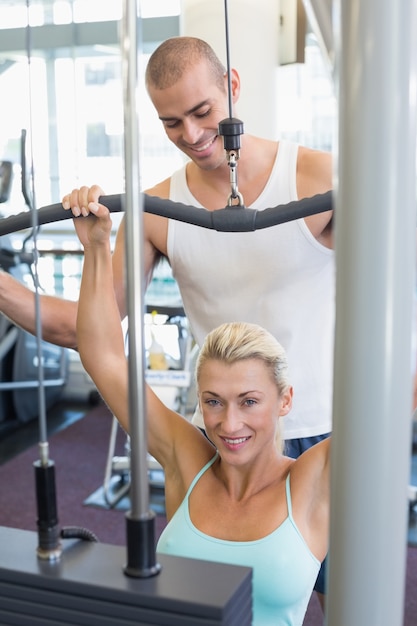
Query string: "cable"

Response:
xmin=23 ymin=1 xmax=97 ymax=559
xmin=218 ymin=0 xmax=245 ymax=205
xmin=224 ymin=0 xmax=233 ymax=119
xmin=61 ymin=527 xmax=99 ymax=543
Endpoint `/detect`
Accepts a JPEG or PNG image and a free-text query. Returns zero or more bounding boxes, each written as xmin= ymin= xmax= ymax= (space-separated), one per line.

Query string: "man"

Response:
xmin=2 ymin=32 xmax=334 ymax=452
xmin=67 ymin=37 xmax=334 ymax=447
xmin=0 ymin=36 xmax=333 ymax=596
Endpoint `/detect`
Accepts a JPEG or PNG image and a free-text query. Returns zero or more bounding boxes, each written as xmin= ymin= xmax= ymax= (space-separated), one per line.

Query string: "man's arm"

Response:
xmin=297 ymin=146 xmax=334 ymax=247
xmin=0 ymin=269 xmax=79 ymax=348
xmin=104 ymin=183 xmax=170 ymax=320
xmin=0 ymin=181 xmax=168 ymax=350
xmin=0 ymin=238 xmax=127 ymax=349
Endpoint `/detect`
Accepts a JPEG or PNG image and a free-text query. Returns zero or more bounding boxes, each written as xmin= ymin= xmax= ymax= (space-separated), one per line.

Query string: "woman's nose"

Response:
xmin=221 ymin=406 xmax=242 ymax=433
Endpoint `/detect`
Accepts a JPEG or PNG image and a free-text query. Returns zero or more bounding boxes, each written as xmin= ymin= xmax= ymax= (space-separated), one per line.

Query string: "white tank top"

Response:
xmin=167 ymin=141 xmax=335 ymax=439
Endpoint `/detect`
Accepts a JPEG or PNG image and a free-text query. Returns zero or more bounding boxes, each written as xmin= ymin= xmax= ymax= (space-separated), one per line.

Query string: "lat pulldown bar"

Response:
xmin=0 ymin=191 xmax=333 ymax=237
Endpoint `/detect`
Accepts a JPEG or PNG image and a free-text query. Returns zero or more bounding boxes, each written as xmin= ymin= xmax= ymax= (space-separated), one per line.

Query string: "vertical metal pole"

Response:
xmin=327 ymin=1 xmax=417 ymax=625
xmin=121 ymin=0 xmax=160 ymax=578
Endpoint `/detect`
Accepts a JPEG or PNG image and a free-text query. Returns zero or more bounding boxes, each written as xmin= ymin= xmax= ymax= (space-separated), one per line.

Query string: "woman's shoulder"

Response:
xmin=290 ymin=437 xmax=330 ymax=475
xmin=167 ymin=419 xmax=216 ymax=482
xmin=286 ymin=438 xmax=330 ymax=511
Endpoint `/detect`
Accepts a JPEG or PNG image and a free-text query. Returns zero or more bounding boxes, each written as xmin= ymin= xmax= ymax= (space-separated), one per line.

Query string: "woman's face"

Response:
xmin=198 ymin=358 xmax=292 ymax=464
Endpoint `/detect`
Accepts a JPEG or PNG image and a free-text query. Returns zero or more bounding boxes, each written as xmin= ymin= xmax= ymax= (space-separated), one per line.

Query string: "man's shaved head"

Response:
xmin=145 ymin=36 xmax=227 ymax=92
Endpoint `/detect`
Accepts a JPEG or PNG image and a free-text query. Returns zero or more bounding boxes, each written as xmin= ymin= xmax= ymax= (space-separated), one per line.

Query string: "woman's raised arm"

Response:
xmin=73 ymin=200 xmax=189 ymax=466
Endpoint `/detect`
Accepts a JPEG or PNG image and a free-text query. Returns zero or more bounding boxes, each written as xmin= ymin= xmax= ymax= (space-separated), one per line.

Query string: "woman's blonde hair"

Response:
xmin=196 ymin=322 xmax=290 ymax=451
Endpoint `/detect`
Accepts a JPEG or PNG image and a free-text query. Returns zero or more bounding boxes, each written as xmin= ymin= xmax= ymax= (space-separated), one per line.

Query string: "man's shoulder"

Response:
xmin=246 ymin=134 xmax=278 ymax=156
xmin=296 ymin=145 xmax=333 ymax=194
xmin=297 ymin=143 xmax=331 ymax=158
xmin=297 ymin=144 xmax=332 ymax=165
xmin=145 ymin=176 xmax=171 ymax=199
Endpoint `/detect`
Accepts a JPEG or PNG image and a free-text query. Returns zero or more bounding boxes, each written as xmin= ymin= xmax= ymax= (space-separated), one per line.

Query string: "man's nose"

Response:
xmin=182 ymin=119 xmax=202 ymax=144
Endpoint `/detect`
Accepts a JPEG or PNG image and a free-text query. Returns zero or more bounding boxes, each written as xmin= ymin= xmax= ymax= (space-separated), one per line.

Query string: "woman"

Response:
xmin=72 ymin=200 xmax=330 ymax=626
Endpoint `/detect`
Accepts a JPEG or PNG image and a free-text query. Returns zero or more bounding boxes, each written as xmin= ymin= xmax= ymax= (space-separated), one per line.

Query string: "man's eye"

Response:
xmin=164 ymin=121 xmax=179 ymax=128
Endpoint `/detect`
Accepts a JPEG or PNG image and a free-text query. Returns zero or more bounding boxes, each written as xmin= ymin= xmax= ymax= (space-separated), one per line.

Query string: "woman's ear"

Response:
xmin=279 ymin=386 xmax=293 ymax=416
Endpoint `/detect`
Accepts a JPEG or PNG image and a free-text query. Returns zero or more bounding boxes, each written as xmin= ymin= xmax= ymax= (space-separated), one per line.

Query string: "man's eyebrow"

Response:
xmin=159 ymin=99 xmax=211 ymax=122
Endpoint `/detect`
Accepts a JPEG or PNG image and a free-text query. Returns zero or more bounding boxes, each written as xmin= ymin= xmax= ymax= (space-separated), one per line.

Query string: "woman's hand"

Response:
xmin=62 ymin=185 xmax=112 ymax=249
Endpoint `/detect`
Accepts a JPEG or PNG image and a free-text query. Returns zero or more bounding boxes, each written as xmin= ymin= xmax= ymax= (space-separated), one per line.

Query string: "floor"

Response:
xmin=409 ymin=439 xmax=417 ymax=546
xmin=0 ymin=399 xmax=91 ymax=466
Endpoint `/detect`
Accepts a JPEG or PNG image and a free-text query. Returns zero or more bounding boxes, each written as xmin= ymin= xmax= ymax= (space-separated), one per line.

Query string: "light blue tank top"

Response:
xmin=157 ymin=454 xmax=320 ymax=626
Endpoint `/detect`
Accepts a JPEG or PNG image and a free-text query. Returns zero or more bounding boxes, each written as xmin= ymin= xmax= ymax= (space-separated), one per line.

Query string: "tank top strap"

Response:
xmin=169 ymin=164 xmax=202 ymax=207
xmin=275 ymin=140 xmax=298 ymax=199
xmin=251 ymin=140 xmax=299 ymax=210
xmin=285 ymin=472 xmax=294 ymax=521
xmin=185 ymin=451 xmax=219 ymax=499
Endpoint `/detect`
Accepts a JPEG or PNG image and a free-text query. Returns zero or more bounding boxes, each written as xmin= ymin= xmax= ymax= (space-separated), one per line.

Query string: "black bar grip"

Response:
xmin=0 ymin=191 xmax=333 ymax=236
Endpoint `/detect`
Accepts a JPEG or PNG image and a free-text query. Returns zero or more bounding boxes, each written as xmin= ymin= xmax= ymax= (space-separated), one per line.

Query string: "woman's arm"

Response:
xmin=75 ymin=203 xmax=129 ymax=428
xmin=290 ymin=437 xmax=331 ymax=562
xmin=74 ymin=201 xmax=189 ymax=467
xmin=62 ymin=184 xmax=165 ymax=327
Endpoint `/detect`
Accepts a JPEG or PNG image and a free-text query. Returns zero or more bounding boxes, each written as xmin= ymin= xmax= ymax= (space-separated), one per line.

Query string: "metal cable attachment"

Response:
xmin=226 ymin=149 xmax=243 ymax=206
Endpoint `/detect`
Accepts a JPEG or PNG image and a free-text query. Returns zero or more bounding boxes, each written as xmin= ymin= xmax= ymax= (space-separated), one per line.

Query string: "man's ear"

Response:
xmin=224 ymin=68 xmax=241 ymax=103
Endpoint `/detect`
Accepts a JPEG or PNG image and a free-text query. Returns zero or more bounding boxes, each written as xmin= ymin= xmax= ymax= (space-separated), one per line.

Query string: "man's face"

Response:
xmin=148 ymin=60 xmax=231 ymax=171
